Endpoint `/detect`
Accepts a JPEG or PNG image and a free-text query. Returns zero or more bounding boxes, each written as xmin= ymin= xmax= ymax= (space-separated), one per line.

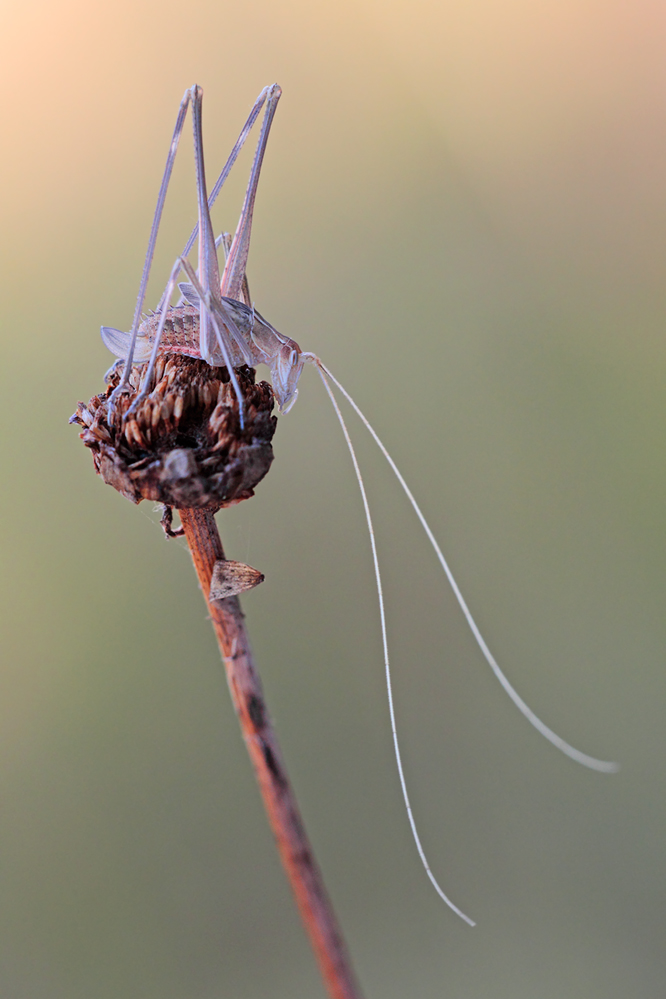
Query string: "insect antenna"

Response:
xmin=313 ymin=360 xmax=476 ymax=926
xmin=308 ymin=356 xmax=619 ymax=775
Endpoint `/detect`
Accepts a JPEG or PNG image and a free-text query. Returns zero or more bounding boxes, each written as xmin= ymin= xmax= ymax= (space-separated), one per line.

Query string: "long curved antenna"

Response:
xmin=311 ymin=358 xmax=619 ymax=774
xmin=315 ymin=362 xmax=476 ymax=926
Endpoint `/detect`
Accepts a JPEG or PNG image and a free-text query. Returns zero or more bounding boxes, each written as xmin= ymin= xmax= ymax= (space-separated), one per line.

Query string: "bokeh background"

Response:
xmin=2 ymin=0 xmax=666 ymax=995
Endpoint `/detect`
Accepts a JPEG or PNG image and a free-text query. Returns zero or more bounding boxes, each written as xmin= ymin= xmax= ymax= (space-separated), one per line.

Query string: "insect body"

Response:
xmin=100 ymin=83 xmax=617 ymax=926
xmin=103 ymin=296 xmax=304 ymax=413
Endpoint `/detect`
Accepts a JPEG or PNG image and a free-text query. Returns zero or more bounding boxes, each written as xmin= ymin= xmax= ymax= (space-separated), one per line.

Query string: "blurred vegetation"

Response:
xmin=1 ymin=0 xmax=666 ymax=995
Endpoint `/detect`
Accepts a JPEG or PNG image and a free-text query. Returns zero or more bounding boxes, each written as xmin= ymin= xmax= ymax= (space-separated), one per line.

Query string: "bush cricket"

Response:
xmin=75 ymin=84 xmax=618 ymax=937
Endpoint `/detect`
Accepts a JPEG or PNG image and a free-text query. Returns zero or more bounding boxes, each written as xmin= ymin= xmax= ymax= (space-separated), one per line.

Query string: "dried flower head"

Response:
xmin=70 ymin=355 xmax=276 ymax=509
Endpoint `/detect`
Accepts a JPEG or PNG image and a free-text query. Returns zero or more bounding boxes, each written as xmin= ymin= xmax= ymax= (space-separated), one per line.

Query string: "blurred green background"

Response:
xmin=1 ymin=0 xmax=666 ymax=995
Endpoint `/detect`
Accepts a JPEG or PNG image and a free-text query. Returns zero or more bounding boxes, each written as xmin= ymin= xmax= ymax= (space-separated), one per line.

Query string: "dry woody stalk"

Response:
xmin=70 ymin=359 xmax=364 ymax=999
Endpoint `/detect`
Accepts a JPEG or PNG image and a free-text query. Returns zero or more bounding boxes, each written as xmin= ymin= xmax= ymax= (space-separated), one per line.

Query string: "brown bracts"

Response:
xmin=70 ymin=354 xmax=276 ymax=509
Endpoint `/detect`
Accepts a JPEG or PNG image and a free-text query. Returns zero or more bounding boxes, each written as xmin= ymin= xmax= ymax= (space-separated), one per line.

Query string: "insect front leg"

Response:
xmin=271 ymin=341 xmax=305 ymax=413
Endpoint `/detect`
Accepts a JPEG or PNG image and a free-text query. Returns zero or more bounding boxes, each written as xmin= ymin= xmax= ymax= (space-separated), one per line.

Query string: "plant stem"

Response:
xmin=179 ymin=507 xmax=364 ymax=999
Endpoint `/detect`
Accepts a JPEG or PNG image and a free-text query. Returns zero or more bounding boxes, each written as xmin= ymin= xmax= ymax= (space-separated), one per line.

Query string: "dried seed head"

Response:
xmin=70 ymin=356 xmax=277 ymax=509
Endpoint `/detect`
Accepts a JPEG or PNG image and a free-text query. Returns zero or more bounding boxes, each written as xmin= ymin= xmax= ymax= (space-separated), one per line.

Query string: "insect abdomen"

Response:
xmin=139 ymin=305 xmax=202 ymax=358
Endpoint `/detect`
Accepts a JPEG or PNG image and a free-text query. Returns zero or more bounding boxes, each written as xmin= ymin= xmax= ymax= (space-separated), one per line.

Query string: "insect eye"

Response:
xmin=289 ymin=349 xmax=298 ymax=366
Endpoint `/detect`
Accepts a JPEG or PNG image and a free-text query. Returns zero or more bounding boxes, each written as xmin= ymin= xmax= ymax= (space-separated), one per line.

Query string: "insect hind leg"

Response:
xmin=221 ymin=84 xmax=282 ymax=301
xmin=219 ymin=232 xmax=252 ymax=307
xmin=160 ymin=86 xmax=273 ymax=313
xmin=109 ymin=87 xmax=194 ymax=415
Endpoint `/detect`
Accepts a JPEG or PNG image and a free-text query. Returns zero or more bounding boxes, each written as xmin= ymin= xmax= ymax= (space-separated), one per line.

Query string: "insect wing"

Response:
xmin=101 ymin=326 xmax=152 ymax=362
